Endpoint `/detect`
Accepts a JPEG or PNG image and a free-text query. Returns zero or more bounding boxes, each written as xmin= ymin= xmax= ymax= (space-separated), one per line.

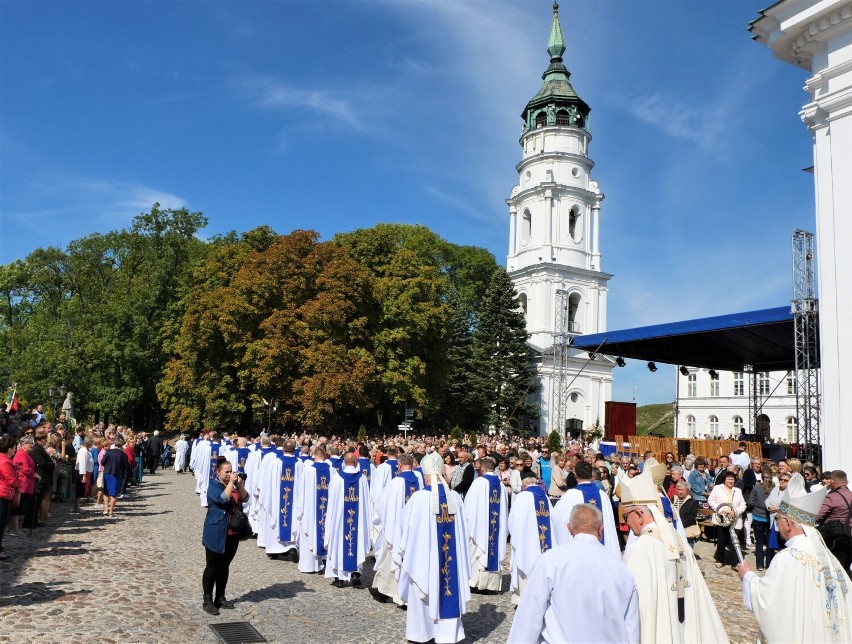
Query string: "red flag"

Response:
xmin=8 ymin=390 xmax=19 ymax=414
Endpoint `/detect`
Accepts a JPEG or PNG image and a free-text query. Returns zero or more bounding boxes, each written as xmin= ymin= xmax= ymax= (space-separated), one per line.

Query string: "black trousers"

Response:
xmin=202 ymin=534 xmax=240 ymax=600
xmin=715 ymin=525 xmax=743 ymax=565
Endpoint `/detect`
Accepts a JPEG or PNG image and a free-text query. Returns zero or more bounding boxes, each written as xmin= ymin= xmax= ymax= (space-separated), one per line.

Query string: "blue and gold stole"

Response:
xmin=278 ymin=454 xmax=298 ymax=542
xmin=260 ymin=446 xmax=276 ymax=457
xmin=313 ymin=462 xmax=331 ymax=556
xmin=208 ymin=443 xmax=220 ymax=482
xmin=357 ymin=457 xmax=372 ymax=482
xmin=387 ymin=459 xmax=398 ymax=478
xmin=526 ymin=486 xmax=552 ymax=553
xmin=576 ymin=481 xmax=605 ymax=544
xmin=399 ymin=471 xmax=421 ymax=502
xmin=485 ymin=474 xmax=501 ymax=572
xmin=661 ymin=494 xmax=677 ymax=528
xmin=340 ymin=470 xmax=363 ymax=572
xmin=424 ymin=484 xmax=461 ymax=619
xmin=329 ymin=455 xmax=342 ymax=472
xmin=235 ymin=447 xmax=251 ymax=474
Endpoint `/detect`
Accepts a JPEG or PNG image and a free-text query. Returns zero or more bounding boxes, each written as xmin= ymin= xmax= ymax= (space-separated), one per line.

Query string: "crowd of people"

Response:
xmin=184 ymin=430 xmax=852 ymax=643
xmin=0 ymin=400 xmax=176 ymax=561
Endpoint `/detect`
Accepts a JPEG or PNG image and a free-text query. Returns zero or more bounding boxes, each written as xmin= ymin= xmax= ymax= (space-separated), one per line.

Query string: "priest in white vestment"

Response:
xmin=295 ymin=445 xmax=338 ymax=573
xmin=256 ymin=439 xmax=303 ymax=561
xmin=324 ymin=452 xmax=371 ymax=586
xmin=174 ymin=435 xmax=188 ymax=473
xmin=508 ymin=503 xmax=639 ymax=644
xmin=551 ymin=460 xmax=619 ymax=559
xmin=245 ymin=436 xmax=276 ymax=534
xmin=507 ymin=478 xmax=553 ymax=605
xmin=373 ymin=453 xmax=421 ymax=603
xmin=396 ymin=452 xmax=471 ymax=643
xmin=737 ymin=472 xmax=852 ymax=643
xmin=464 ymin=457 xmax=508 ymax=593
xmin=191 ymin=434 xmax=208 ymax=493
xmin=195 ymin=434 xmax=222 ymax=508
xmin=618 ymin=467 xmax=729 ymax=644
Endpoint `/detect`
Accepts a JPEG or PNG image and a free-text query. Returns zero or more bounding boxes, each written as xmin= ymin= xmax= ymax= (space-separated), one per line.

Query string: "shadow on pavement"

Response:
xmin=234 ymin=580 xmax=314 ymax=604
xmin=463 ymin=602 xmax=507 ymax=642
xmin=0 ymin=581 xmax=93 ymax=607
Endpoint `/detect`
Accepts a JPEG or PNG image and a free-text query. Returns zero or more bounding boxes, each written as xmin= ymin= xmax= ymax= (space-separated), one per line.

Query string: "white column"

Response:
xmin=544 ymin=190 xmax=553 ymax=255
xmin=508 ymin=205 xmax=517 ymax=257
xmin=591 ymin=194 xmax=603 ymax=270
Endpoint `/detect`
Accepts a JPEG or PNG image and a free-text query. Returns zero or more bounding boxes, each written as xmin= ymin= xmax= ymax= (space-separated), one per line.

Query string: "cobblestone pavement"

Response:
xmin=1 ymin=471 xmax=760 ymax=643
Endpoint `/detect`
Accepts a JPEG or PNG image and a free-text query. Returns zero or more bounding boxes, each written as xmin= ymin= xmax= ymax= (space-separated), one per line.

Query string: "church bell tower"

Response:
xmin=507 ymin=2 xmax=613 ymax=437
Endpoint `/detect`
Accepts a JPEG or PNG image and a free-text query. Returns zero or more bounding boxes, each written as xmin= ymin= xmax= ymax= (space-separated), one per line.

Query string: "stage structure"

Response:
xmin=792 ymin=229 xmax=820 ymax=462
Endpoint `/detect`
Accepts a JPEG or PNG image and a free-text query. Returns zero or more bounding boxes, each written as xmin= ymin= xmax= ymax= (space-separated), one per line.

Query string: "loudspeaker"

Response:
xmin=677 ymin=439 xmax=691 ymax=459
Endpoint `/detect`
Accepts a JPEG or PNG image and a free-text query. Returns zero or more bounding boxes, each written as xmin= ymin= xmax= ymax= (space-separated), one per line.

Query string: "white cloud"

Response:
xmin=240 ymin=75 xmax=366 ymax=131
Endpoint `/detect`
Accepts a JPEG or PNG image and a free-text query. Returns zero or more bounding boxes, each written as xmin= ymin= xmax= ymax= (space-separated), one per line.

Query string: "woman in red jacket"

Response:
xmin=10 ymin=436 xmax=37 ymax=535
xmin=0 ymin=434 xmax=22 ymax=560
xmin=123 ymin=439 xmax=137 ymax=497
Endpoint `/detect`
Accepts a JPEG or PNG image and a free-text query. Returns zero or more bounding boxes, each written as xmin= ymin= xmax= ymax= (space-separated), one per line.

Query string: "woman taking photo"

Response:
xmin=202 ymin=456 xmax=248 ymax=615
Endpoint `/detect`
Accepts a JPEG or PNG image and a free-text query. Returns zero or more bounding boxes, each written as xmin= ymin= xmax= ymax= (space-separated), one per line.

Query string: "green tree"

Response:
xmin=450 ymin=426 xmax=463 ymax=442
xmin=546 ymin=430 xmax=562 ymax=453
xmin=472 ymin=267 xmax=538 ymax=433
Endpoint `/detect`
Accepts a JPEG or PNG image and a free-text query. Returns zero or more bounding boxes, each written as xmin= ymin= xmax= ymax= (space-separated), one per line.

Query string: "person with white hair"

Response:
xmin=507 ymin=477 xmax=553 ymax=605
xmin=508 ymin=503 xmax=639 ymax=644
xmin=737 ymin=472 xmax=852 ymax=642
xmin=619 ymin=466 xmax=728 ymax=643
xmin=324 ymin=451 xmax=371 ymax=587
xmin=255 ymin=438 xmax=302 ymax=562
xmin=174 ymin=434 xmax=188 ymax=473
xmin=395 ymin=451 xmax=471 ymax=643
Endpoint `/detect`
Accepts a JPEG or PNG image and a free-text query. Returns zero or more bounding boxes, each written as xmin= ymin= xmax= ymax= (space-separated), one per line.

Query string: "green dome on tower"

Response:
xmin=522 ymin=3 xmax=590 ymax=131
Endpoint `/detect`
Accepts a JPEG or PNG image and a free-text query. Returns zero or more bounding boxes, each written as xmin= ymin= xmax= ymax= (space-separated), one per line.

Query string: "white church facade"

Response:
xmin=507 ymin=4 xmax=613 ymax=437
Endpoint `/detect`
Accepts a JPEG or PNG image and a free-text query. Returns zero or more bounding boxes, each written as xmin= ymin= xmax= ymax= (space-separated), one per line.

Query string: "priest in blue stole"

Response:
xmin=507 ymin=478 xmax=553 ymax=605
xmin=372 ymin=453 xmax=421 ymax=604
xmin=397 ymin=452 xmax=471 ymax=643
xmin=295 ymin=445 xmax=337 ymax=573
xmin=551 ymin=460 xmax=621 ymax=559
xmin=325 ymin=452 xmax=371 ymax=586
xmin=198 ymin=432 xmax=221 ymax=508
xmin=464 ymin=457 xmax=507 ymax=593
xmin=256 ymin=439 xmax=303 ymax=560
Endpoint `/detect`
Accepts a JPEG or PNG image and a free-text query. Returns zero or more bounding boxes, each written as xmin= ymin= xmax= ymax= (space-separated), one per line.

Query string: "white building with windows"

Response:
xmin=675 ymin=368 xmax=801 ymax=443
xmin=507 ymin=4 xmax=613 ymax=436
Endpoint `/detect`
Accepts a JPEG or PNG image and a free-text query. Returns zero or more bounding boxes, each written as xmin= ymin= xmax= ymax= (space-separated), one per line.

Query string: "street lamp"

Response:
xmin=48 ymin=384 xmax=67 ymax=421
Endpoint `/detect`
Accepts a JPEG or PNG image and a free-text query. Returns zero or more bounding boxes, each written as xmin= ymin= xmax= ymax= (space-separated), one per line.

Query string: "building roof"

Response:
xmin=572 ymin=306 xmax=818 ymax=372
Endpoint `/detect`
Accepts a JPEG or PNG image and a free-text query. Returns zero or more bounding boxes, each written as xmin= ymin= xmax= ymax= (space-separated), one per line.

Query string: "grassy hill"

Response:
xmin=635 ymin=403 xmax=675 ymax=437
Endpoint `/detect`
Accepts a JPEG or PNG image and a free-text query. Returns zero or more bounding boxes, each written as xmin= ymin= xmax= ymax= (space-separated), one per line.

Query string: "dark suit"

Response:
xmin=146 ymin=435 xmax=163 ymax=474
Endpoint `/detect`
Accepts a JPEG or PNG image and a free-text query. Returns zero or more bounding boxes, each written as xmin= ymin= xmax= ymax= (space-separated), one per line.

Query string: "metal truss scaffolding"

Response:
xmin=792 ymin=229 xmax=821 ymax=463
xmin=552 ymin=289 xmax=571 ymax=436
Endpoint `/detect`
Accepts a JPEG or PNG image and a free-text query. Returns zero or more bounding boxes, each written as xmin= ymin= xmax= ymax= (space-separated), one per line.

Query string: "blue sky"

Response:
xmin=0 ymin=0 xmax=814 ymax=405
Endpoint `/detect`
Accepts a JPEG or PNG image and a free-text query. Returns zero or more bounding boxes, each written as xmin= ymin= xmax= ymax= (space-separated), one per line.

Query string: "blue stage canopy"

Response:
xmin=572 ymin=306 xmax=816 ymax=372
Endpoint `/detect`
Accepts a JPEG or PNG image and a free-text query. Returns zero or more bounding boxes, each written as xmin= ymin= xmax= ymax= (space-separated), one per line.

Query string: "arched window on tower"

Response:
xmin=556 ymin=110 xmax=571 ymax=126
xmin=568 ymin=207 xmax=579 ymax=241
xmin=567 ymin=292 xmax=581 ymax=333
xmin=521 ymin=209 xmax=531 ymax=245
xmin=518 ymin=293 xmax=528 ymax=316
xmin=535 ymin=111 xmax=547 ymax=128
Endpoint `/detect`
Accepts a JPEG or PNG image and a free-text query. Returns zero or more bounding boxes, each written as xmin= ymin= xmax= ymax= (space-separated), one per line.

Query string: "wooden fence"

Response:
xmin=612 ymin=435 xmax=761 ymax=468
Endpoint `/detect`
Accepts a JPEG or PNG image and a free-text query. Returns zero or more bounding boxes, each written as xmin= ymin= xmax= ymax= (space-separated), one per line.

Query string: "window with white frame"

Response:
xmin=787 ymin=371 xmax=795 ymax=395
xmin=687 ymin=373 xmax=697 ymax=397
xmin=732 ymin=416 xmax=744 ymax=434
xmin=686 ymin=415 xmax=696 ymax=437
xmin=758 ymin=372 xmax=771 ymax=396
xmin=708 ymin=415 xmax=719 ymax=437
xmin=786 ymin=417 xmax=797 ymax=443
xmin=710 ymin=377 xmax=719 ymax=397
xmin=734 ymin=371 xmax=744 ymax=396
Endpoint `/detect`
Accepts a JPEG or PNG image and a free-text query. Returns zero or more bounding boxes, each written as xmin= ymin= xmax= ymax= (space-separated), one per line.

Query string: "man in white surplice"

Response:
xmin=191 ymin=433 xmax=208 ymax=493
xmin=324 ymin=452 xmax=371 ymax=586
xmin=174 ymin=434 xmax=188 ymax=473
xmin=618 ymin=467 xmax=728 ymax=644
xmin=256 ymin=439 xmax=303 ymax=561
xmin=737 ymin=472 xmax=852 ymax=643
xmin=396 ymin=451 xmax=471 ymax=643
xmin=372 ymin=452 xmax=421 ymax=604
xmin=464 ymin=456 xmax=508 ymax=593
xmin=295 ymin=445 xmax=338 ymax=573
xmin=195 ymin=433 xmax=222 ymax=508
xmin=245 ymin=436 xmax=276 ymax=534
xmin=508 ymin=503 xmax=640 ymax=644
xmin=507 ymin=477 xmax=553 ymax=605
xmin=551 ymin=460 xmax=619 ymax=558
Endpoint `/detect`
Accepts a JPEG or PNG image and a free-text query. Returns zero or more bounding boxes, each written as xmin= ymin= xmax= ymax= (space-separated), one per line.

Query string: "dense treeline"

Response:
xmin=0 ymin=206 xmax=537 ymax=433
